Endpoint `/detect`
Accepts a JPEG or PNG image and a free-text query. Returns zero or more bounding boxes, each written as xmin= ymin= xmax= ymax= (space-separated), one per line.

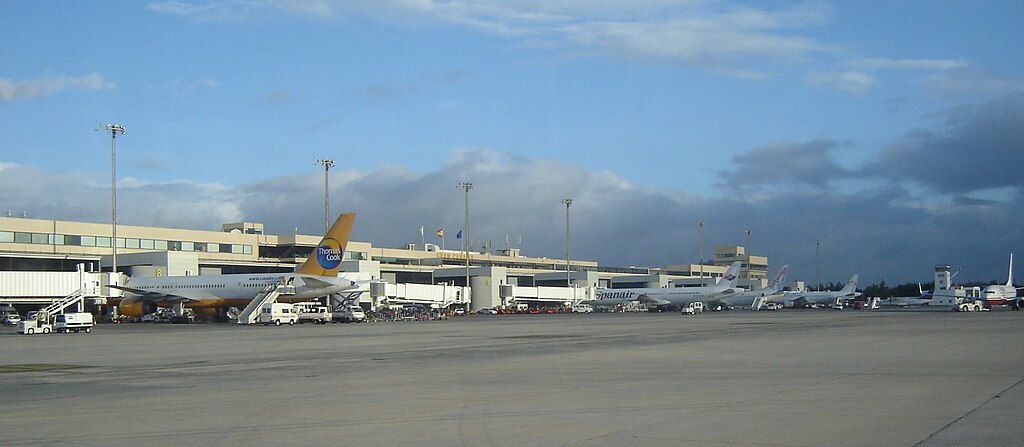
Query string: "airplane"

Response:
xmin=588 ymin=261 xmax=743 ymax=311
xmin=879 ymin=283 xmax=931 ymax=307
xmin=110 ymin=213 xmax=359 ymax=320
xmin=713 ymin=264 xmax=789 ymax=310
xmin=980 ymin=254 xmax=1024 ymax=310
xmin=768 ymin=274 xmax=860 ymax=308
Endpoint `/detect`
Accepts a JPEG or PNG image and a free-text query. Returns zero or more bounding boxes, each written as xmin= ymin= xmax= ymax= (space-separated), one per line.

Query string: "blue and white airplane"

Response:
xmin=589 ymin=261 xmax=744 ymax=310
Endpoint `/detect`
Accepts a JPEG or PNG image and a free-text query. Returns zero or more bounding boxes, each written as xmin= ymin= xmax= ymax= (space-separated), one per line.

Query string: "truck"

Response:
xmin=681 ymin=302 xmax=705 ymax=315
xmin=295 ymin=304 xmax=332 ymax=324
xmin=259 ymin=303 xmax=298 ymax=326
xmin=54 ymin=312 xmax=95 ymax=333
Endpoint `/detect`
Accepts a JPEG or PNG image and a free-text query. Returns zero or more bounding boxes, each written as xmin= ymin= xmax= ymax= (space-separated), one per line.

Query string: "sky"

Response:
xmin=1 ymin=1 xmax=1022 ymax=287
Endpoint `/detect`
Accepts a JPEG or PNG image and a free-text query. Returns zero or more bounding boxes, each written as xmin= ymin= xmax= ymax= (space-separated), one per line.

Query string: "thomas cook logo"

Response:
xmin=316 ymin=238 xmax=343 ymax=270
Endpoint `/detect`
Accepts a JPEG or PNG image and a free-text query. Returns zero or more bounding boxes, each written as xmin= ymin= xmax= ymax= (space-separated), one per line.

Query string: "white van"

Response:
xmin=259 ymin=303 xmax=298 ymax=326
xmin=335 ymin=305 xmax=365 ymax=323
xmin=54 ymin=312 xmax=94 ymax=333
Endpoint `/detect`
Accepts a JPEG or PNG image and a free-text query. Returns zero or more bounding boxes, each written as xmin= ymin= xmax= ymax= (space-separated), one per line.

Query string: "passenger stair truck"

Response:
xmin=237 ymin=283 xmax=295 ymax=324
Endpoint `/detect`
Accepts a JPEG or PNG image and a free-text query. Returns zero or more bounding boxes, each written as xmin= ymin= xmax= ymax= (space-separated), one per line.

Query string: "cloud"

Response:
xmin=805 ymin=71 xmax=874 ymax=93
xmin=0 ymin=73 xmax=114 ymax=103
xmin=868 ymin=91 xmax=1024 ymax=194
xmin=848 ymin=58 xmax=968 ymax=71
xmin=718 ymin=138 xmax=853 ymax=192
xmin=2 ymin=141 xmax=1022 ymax=285
xmin=149 ymin=1 xmax=832 ymax=79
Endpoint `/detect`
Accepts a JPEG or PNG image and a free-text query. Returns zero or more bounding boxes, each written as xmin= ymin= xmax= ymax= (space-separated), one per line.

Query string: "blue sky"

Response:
xmin=2 ymin=1 xmax=1022 ymax=287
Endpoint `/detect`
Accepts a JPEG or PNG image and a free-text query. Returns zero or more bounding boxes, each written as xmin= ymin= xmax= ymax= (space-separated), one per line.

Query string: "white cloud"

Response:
xmin=849 ymin=58 xmax=968 ymax=71
xmin=0 ymin=73 xmax=114 ymax=103
xmin=805 ymin=71 xmax=874 ymax=93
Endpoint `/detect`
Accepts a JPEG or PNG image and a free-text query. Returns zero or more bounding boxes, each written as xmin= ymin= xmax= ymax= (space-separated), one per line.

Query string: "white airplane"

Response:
xmin=589 ymin=261 xmax=743 ymax=310
xmin=878 ymin=283 xmax=931 ymax=307
xmin=714 ymin=264 xmax=789 ymax=310
xmin=981 ymin=254 xmax=1024 ymax=310
xmin=110 ymin=213 xmax=359 ymax=320
xmin=768 ymin=274 xmax=860 ymax=308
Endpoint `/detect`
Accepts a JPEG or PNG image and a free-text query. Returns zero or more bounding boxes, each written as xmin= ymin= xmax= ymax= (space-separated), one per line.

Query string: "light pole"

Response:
xmin=744 ymin=228 xmax=752 ymax=276
xmin=561 ymin=198 xmax=573 ymax=288
xmin=815 ymin=239 xmax=821 ymax=291
xmin=102 ymin=124 xmax=125 ymax=275
xmin=697 ymin=220 xmax=705 ymax=287
xmin=315 ymin=159 xmax=335 ymax=233
xmin=459 ymin=182 xmax=473 ymax=306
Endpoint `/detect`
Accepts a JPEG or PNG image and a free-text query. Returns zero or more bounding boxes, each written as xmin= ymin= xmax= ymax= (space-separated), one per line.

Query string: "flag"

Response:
xmin=436 ymin=228 xmax=444 ymax=238
xmin=456 ymin=230 xmax=462 ymax=239
xmin=420 ymin=226 xmax=424 ymax=237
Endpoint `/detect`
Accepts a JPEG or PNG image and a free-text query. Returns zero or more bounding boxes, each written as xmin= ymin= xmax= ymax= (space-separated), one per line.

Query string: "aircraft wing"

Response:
xmin=301 ymin=276 xmax=350 ymax=289
xmin=636 ymin=294 xmax=670 ymax=307
xmin=108 ymin=284 xmax=193 ymax=303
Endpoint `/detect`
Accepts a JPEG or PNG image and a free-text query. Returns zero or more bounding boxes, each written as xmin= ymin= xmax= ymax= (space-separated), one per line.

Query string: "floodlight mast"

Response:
xmin=561 ymin=198 xmax=573 ymax=288
xmin=315 ymin=159 xmax=335 ymax=233
xmin=459 ymin=182 xmax=473 ymax=307
xmin=103 ymin=124 xmax=126 ymax=275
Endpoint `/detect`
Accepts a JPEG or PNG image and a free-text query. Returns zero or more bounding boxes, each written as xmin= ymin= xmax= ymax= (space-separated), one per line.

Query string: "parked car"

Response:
xmin=453 ymin=307 xmax=466 ymax=316
xmin=2 ymin=313 xmax=21 ymax=326
xmin=571 ymin=304 xmax=593 ymax=313
xmin=478 ymin=308 xmax=497 ymax=315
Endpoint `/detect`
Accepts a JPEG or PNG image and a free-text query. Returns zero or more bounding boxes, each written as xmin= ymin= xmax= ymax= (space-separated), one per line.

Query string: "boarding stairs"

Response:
xmin=43 ymin=289 xmax=86 ymax=316
xmin=750 ymin=296 xmax=766 ymax=311
xmin=236 ymin=283 xmax=295 ymax=324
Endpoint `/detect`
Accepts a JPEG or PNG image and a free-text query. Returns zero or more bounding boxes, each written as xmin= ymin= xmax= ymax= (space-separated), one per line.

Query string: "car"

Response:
xmin=2 ymin=313 xmax=21 ymax=326
xmin=571 ymin=305 xmax=593 ymax=314
xmin=762 ymin=302 xmax=782 ymax=311
xmin=478 ymin=308 xmax=497 ymax=315
xmin=453 ymin=308 xmax=466 ymax=316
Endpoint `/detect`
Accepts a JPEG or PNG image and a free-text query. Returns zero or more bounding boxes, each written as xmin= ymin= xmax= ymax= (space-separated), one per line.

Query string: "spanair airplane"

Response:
xmin=716 ymin=264 xmax=788 ymax=309
xmin=768 ymin=274 xmax=860 ymax=308
xmin=589 ymin=261 xmax=743 ymax=310
xmin=981 ymin=254 xmax=1024 ymax=310
xmin=109 ymin=213 xmax=358 ymax=320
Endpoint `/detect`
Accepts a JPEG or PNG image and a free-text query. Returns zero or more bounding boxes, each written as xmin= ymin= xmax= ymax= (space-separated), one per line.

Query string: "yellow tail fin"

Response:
xmin=296 ymin=213 xmax=357 ymax=277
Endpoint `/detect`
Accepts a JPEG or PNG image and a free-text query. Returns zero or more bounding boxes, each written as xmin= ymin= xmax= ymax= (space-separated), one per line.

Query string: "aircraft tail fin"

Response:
xmin=1006 ymin=253 xmax=1014 ymax=287
xmin=767 ymin=265 xmax=789 ymax=292
xmin=296 ymin=213 xmax=357 ymax=277
xmin=841 ymin=274 xmax=859 ymax=293
xmin=716 ymin=261 xmax=743 ymax=290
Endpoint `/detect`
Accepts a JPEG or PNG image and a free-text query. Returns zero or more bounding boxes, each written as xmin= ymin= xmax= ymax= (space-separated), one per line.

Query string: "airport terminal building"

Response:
xmin=0 ymin=215 xmax=769 ymax=311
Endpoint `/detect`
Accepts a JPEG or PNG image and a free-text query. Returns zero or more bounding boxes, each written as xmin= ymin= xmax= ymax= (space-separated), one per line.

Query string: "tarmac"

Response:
xmin=2 ymin=309 xmax=1022 ymax=446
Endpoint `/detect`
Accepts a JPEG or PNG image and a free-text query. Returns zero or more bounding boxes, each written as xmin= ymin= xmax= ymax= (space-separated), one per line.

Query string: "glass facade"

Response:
xmin=0 ymin=230 xmax=253 ymax=256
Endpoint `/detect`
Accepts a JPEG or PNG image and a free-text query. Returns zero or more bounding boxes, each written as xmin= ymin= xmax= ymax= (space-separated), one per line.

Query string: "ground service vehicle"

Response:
xmin=54 ymin=312 xmax=94 ymax=333
xmin=296 ymin=305 xmax=332 ymax=324
xmin=18 ymin=317 xmax=52 ymax=335
xmin=956 ymin=299 xmax=989 ymax=312
xmin=681 ymin=302 xmax=705 ymax=315
xmin=335 ymin=305 xmax=365 ymax=323
xmin=259 ymin=303 xmax=298 ymax=326
xmin=572 ymin=304 xmax=594 ymax=313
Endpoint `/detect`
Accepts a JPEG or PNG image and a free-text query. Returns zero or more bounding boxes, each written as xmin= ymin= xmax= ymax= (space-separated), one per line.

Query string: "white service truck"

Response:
xmin=295 ymin=304 xmax=332 ymax=324
xmin=681 ymin=302 xmax=705 ymax=315
xmin=54 ymin=312 xmax=94 ymax=333
xmin=259 ymin=303 xmax=298 ymax=326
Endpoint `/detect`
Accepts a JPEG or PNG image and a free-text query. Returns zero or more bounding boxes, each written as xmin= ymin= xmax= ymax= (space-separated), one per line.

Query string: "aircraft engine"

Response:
xmin=118 ymin=297 xmax=158 ymax=318
xmin=1011 ymin=298 xmax=1023 ymax=311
